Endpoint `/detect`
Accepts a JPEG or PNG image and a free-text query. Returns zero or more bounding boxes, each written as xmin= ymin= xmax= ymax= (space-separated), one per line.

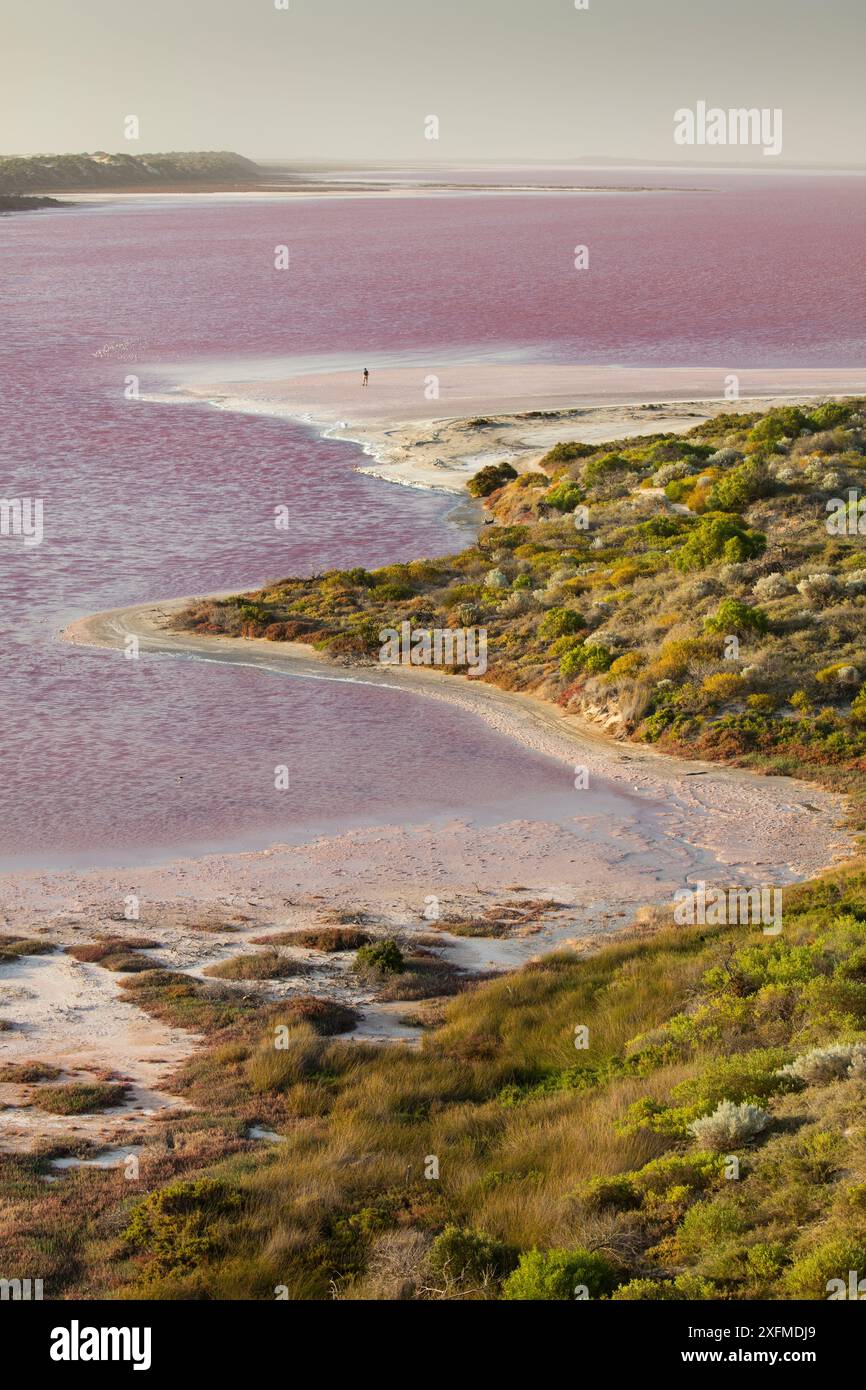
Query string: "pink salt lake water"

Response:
xmin=1 ymin=168 xmax=864 ymax=869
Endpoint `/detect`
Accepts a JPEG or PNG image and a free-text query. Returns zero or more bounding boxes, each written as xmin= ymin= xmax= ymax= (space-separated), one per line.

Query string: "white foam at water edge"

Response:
xmin=354 ymin=464 xmax=458 ymax=494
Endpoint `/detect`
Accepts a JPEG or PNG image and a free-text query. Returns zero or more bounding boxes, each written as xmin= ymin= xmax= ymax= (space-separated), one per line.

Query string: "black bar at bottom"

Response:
xmin=4 ymin=1296 xmax=857 ymax=1376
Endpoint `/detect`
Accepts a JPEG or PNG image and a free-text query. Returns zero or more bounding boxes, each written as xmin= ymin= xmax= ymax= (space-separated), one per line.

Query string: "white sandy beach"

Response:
xmin=173 ymin=364 xmax=866 ymax=491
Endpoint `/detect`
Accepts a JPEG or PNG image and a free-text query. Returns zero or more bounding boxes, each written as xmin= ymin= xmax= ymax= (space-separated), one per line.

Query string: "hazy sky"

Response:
xmin=4 ymin=0 xmax=864 ymax=165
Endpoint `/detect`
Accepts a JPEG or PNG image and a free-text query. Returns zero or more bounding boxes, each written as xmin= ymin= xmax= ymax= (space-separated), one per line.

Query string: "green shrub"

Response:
xmin=704 ymin=598 xmax=769 ymax=636
xmin=748 ymin=407 xmax=810 ymax=448
xmin=851 ymin=687 xmax=866 ymax=726
xmin=559 ymin=642 xmax=613 ymax=679
xmin=783 ymin=1237 xmax=866 ymax=1299
xmin=612 ymin=1274 xmax=716 ymax=1300
xmin=630 ymin=1151 xmax=727 ymax=1201
xmin=583 ymin=453 xmax=636 ymax=488
xmin=539 ymin=441 xmax=597 ymax=468
xmin=676 ymin=1195 xmax=749 ymax=1254
xmin=550 ymin=634 xmax=584 ymax=658
xmin=429 ymin=1226 xmax=516 ymax=1285
xmin=675 ymin=516 xmax=766 ymax=572
xmin=581 ymin=644 xmax=613 ymax=673
xmin=747 ymin=693 xmax=777 ymax=713
xmin=705 ymin=460 xmax=772 ymax=512
xmin=124 ymin=1178 xmax=242 ymax=1280
xmin=579 ymin=1174 xmax=639 ymax=1212
xmin=375 ymin=582 xmax=415 ymax=601
xmin=672 ymin=1048 xmax=797 ymax=1110
xmin=610 ymin=1278 xmax=682 ymax=1300
xmin=539 ymin=607 xmax=583 ymax=639
xmin=467 ymin=462 xmax=518 ymax=497
xmin=745 ymin=1242 xmax=789 ymax=1282
xmin=809 ymin=401 xmax=852 ymax=431
xmin=355 ymin=940 xmax=405 ymax=975
xmin=502 ymin=1246 xmax=620 ymax=1300
xmin=664 ymin=477 xmax=693 ymax=503
xmin=545 ymin=481 xmax=584 ymax=513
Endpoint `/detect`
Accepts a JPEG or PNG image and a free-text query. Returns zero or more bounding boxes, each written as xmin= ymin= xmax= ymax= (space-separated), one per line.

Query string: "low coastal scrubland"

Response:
xmin=6 ymin=871 xmax=866 ymax=1300
xmin=6 ymin=398 xmax=866 ymax=1300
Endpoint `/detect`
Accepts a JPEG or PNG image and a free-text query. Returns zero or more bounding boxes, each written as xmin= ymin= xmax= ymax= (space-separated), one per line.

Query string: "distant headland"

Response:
xmin=0 ymin=150 xmax=263 ymax=194
xmin=0 ymin=192 xmax=65 ymax=212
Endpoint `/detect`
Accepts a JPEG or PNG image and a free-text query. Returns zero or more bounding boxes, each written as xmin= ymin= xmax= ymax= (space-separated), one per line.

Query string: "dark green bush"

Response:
xmin=124 ymin=1178 xmax=242 ymax=1279
xmin=355 ymin=940 xmax=405 ymax=975
xmin=544 ymin=480 xmax=584 ymax=513
xmin=429 ymin=1226 xmax=516 ymax=1285
xmin=467 ymin=463 xmax=518 ymax=498
xmin=675 ymin=515 xmax=766 ymax=571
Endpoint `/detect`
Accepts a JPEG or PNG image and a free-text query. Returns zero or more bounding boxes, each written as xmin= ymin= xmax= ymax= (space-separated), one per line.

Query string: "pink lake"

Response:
xmin=1 ymin=171 xmax=864 ymax=867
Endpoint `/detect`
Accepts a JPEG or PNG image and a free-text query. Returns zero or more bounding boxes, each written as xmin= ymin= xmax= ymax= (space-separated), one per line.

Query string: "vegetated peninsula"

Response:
xmin=0 ymin=150 xmax=263 ymax=194
xmin=180 ymin=397 xmax=866 ymax=820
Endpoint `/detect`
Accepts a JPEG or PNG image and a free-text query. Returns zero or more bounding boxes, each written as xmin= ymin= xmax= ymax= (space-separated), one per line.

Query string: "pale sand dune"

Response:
xmin=175 ymin=364 xmax=866 ymax=492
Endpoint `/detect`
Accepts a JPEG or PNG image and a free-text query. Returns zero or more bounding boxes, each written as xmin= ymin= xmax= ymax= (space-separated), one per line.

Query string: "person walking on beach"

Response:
xmin=362 ymin=367 xmax=369 ymax=387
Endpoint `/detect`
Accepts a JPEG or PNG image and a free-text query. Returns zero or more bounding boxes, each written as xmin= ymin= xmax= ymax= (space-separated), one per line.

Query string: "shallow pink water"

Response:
xmin=0 ymin=175 xmax=864 ymax=867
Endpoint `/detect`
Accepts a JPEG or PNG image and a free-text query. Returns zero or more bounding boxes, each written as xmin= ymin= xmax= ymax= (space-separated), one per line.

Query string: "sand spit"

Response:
xmin=172 ymin=365 xmax=866 ymax=492
xmin=61 ymin=595 xmax=851 ymax=893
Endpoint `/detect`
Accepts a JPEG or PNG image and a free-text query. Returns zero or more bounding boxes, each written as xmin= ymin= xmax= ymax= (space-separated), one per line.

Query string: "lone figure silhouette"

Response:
xmin=362 ymin=367 xmax=369 ymax=387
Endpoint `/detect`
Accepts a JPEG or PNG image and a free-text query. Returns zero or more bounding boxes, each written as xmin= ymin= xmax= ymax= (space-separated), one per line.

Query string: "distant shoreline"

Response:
xmin=0 ymin=150 xmax=713 ymax=199
xmin=19 ymin=180 xmax=701 ymax=199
